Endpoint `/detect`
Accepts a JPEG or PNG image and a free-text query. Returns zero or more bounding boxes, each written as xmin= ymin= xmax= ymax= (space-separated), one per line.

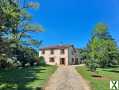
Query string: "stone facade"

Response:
xmin=39 ymin=45 xmax=79 ymax=66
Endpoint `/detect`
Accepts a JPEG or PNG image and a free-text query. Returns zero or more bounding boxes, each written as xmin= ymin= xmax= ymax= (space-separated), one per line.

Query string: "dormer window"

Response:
xmin=60 ymin=49 xmax=65 ymax=54
xmin=51 ymin=49 xmax=54 ymax=54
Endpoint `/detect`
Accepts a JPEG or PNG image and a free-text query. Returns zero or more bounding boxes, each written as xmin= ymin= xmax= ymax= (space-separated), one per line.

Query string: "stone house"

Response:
xmin=39 ymin=45 xmax=79 ymax=65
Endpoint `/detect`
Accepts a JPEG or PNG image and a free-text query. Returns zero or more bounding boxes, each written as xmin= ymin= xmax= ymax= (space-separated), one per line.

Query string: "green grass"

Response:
xmin=0 ymin=65 xmax=57 ymax=90
xmin=76 ymin=65 xmax=119 ymax=90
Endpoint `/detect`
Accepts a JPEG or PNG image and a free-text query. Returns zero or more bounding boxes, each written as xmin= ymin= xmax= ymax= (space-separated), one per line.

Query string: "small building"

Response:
xmin=39 ymin=45 xmax=80 ymax=66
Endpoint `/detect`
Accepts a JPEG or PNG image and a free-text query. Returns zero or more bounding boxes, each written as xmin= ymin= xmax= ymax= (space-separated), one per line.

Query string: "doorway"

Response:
xmin=60 ymin=58 xmax=65 ymax=65
xmin=75 ymin=58 xmax=79 ymax=64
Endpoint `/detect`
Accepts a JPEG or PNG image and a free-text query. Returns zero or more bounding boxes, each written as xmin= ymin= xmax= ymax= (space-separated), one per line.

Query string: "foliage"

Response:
xmin=0 ymin=0 xmax=43 ymax=68
xmin=39 ymin=56 xmax=46 ymax=65
xmin=78 ymin=48 xmax=88 ymax=63
xmin=85 ymin=23 xmax=119 ymax=71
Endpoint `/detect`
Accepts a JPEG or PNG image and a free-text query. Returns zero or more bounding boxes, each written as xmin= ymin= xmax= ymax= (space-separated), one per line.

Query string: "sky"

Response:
xmin=30 ymin=0 xmax=119 ymax=48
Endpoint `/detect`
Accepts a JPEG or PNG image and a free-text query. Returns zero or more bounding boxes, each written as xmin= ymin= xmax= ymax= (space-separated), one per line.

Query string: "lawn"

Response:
xmin=0 ymin=65 xmax=57 ymax=90
xmin=76 ymin=65 xmax=119 ymax=90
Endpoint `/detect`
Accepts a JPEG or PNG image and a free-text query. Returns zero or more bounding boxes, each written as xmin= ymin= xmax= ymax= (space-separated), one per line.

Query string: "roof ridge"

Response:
xmin=40 ymin=44 xmax=73 ymax=50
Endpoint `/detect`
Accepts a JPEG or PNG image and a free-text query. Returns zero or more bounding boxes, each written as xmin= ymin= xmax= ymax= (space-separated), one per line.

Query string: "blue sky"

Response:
xmin=30 ymin=0 xmax=119 ymax=48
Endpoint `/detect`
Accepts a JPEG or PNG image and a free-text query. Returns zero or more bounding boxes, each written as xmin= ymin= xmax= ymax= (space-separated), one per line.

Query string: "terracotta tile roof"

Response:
xmin=40 ymin=45 xmax=73 ymax=50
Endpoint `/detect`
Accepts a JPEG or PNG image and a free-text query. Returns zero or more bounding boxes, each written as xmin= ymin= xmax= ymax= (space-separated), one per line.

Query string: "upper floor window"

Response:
xmin=51 ymin=49 xmax=54 ymax=54
xmin=72 ymin=49 xmax=76 ymax=55
xmin=49 ymin=57 xmax=55 ymax=62
xmin=42 ymin=50 xmax=45 ymax=54
xmin=60 ymin=49 xmax=65 ymax=54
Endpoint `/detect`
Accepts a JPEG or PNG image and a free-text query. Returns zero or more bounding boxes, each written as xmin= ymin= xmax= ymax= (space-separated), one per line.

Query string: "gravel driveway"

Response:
xmin=44 ymin=66 xmax=90 ymax=90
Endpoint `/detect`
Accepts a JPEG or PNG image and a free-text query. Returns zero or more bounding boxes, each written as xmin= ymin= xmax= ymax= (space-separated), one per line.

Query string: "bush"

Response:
xmin=39 ymin=56 xmax=46 ymax=65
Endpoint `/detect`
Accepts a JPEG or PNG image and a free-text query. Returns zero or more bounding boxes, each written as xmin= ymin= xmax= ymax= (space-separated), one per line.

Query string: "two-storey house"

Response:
xmin=39 ymin=45 xmax=79 ymax=65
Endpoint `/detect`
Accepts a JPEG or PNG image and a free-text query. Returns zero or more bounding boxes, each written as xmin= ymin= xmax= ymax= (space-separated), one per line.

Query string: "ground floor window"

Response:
xmin=72 ymin=58 xmax=75 ymax=64
xmin=72 ymin=58 xmax=79 ymax=64
xmin=72 ymin=58 xmax=74 ymax=62
xmin=75 ymin=58 xmax=79 ymax=64
xmin=49 ymin=57 xmax=55 ymax=62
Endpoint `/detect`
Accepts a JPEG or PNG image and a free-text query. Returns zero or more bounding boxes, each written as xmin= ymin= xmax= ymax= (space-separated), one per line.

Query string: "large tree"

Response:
xmin=0 ymin=0 xmax=42 ymax=68
xmin=86 ymin=23 xmax=119 ymax=71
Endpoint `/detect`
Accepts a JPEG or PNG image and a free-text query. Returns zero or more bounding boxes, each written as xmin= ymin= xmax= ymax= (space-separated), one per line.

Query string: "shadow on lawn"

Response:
xmin=0 ymin=66 xmax=47 ymax=90
xmin=102 ymin=65 xmax=119 ymax=73
xmin=103 ymin=69 xmax=119 ymax=73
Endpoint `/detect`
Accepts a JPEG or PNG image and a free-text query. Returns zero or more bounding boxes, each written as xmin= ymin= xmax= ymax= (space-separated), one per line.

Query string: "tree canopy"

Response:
xmin=84 ymin=23 xmax=119 ymax=71
xmin=0 ymin=0 xmax=42 ymax=68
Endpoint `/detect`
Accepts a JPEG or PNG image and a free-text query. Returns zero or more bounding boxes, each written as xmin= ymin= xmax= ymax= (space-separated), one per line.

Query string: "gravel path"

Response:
xmin=44 ymin=66 xmax=90 ymax=90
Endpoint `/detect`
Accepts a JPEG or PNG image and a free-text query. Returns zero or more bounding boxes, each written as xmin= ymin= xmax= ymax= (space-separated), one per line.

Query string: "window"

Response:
xmin=49 ymin=58 xmax=55 ymax=62
xmin=72 ymin=58 xmax=74 ymax=62
xmin=75 ymin=58 xmax=79 ymax=64
xmin=51 ymin=49 xmax=54 ymax=54
xmin=60 ymin=58 xmax=65 ymax=65
xmin=60 ymin=49 xmax=65 ymax=54
xmin=42 ymin=50 xmax=45 ymax=54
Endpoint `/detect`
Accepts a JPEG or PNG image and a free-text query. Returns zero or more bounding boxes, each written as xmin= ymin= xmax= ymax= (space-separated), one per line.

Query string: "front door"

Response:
xmin=75 ymin=58 xmax=79 ymax=64
xmin=60 ymin=58 xmax=65 ymax=65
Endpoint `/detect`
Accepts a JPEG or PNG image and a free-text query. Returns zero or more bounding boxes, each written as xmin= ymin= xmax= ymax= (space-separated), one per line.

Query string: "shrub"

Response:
xmin=39 ymin=56 xmax=46 ymax=65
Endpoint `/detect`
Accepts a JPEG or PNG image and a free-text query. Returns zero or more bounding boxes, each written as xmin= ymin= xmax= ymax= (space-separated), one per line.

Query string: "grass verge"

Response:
xmin=76 ymin=65 xmax=119 ymax=90
xmin=0 ymin=65 xmax=57 ymax=90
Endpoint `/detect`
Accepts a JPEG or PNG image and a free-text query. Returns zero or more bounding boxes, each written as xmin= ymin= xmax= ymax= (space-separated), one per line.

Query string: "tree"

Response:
xmin=86 ymin=23 xmax=119 ymax=71
xmin=0 ymin=0 xmax=42 ymax=68
xmin=93 ymin=23 xmax=112 ymax=40
xmin=78 ymin=48 xmax=88 ymax=63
